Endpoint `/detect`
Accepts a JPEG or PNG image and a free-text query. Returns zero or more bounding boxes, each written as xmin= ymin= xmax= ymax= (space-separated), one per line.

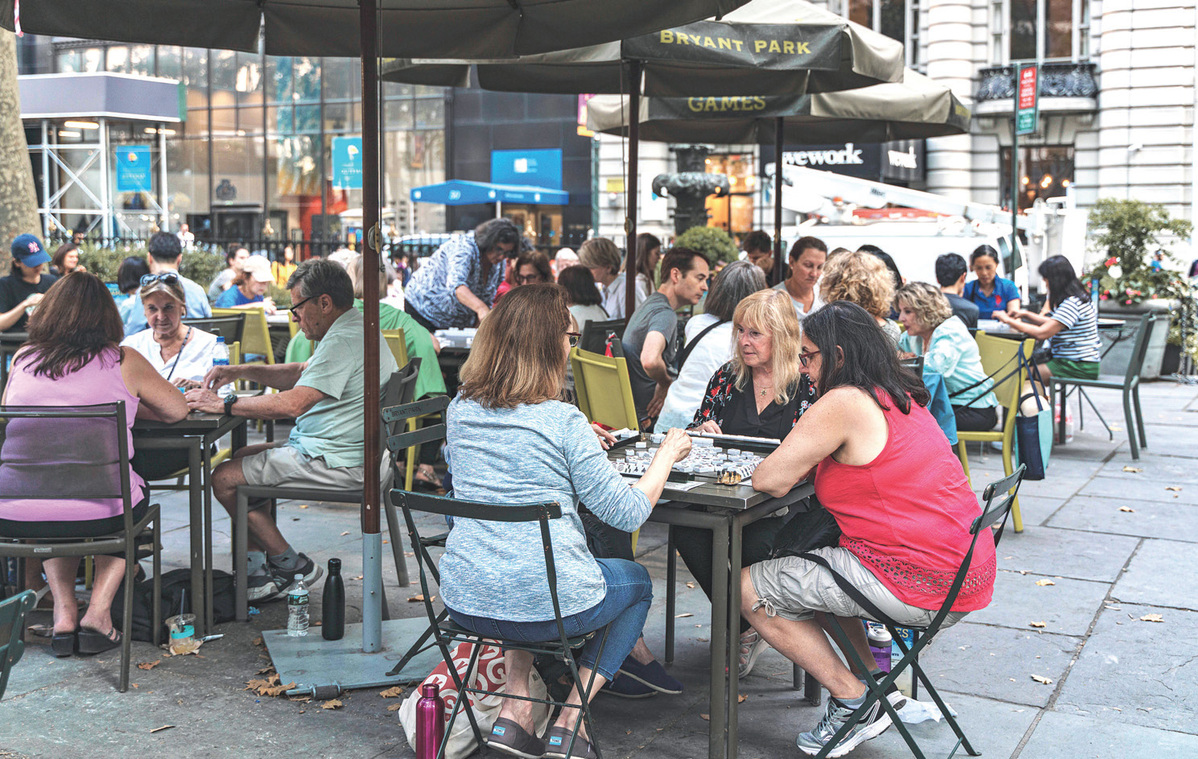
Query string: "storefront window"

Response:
xmin=999 ymin=145 xmax=1074 ymax=211
xmin=705 ymin=153 xmax=756 ymax=238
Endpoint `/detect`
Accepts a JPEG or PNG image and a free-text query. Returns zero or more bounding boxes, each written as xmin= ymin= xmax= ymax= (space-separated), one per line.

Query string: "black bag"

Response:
xmin=111 ymin=567 xmax=237 ymax=642
xmin=769 ymin=499 xmax=842 ymax=559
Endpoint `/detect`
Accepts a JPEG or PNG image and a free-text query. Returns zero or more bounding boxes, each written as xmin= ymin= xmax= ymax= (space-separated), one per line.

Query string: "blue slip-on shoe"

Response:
xmin=616 ymin=656 xmax=683 ymax=695
xmin=600 ymin=672 xmax=657 ymax=699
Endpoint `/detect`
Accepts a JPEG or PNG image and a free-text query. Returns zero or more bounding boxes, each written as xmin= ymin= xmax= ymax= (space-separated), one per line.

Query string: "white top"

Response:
xmin=653 ymin=314 xmax=734 ymax=433
xmin=569 ymin=304 xmax=611 ymax=334
xmin=634 ymin=272 xmax=654 ymax=310
xmin=772 ymin=281 xmax=824 ymax=320
xmin=121 ymin=327 xmax=219 ymax=382
xmin=602 ymin=271 xmax=627 ymax=320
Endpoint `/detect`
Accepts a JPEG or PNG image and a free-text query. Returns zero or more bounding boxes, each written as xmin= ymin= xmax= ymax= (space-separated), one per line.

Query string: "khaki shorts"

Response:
xmin=239 ymin=443 xmax=370 ymax=509
xmin=748 ymin=546 xmax=966 ymax=630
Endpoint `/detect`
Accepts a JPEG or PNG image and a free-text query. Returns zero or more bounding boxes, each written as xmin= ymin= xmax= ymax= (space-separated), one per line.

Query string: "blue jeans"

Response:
xmin=448 ymin=558 xmax=652 ymax=681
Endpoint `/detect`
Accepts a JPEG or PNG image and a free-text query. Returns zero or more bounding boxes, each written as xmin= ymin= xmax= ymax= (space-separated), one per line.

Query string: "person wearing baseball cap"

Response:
xmin=213 ymin=254 xmax=277 ymax=313
xmin=0 ymin=234 xmax=59 ymax=333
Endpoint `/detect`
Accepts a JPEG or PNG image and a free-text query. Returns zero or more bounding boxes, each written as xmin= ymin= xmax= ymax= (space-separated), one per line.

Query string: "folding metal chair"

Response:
xmin=0 ymin=590 xmax=36 ymax=701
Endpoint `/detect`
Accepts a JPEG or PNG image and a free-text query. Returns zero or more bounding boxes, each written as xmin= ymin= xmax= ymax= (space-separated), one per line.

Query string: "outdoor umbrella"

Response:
xmin=381 ymin=0 xmax=905 ymax=312
xmin=1 ymin=0 xmax=752 ymax=694
xmin=586 ymin=69 xmax=971 ymax=282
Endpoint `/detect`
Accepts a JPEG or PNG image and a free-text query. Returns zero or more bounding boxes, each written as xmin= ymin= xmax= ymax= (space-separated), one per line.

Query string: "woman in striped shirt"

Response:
xmin=994 ymin=255 xmax=1101 ymax=381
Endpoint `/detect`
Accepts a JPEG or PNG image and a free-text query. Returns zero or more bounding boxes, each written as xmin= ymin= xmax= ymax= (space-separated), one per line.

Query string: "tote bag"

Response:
xmin=1014 ymin=352 xmax=1052 ymax=480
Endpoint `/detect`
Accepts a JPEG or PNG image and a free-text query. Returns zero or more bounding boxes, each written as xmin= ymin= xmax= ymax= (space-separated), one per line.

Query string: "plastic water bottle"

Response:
xmin=415 ymin=683 xmax=445 ymax=759
xmin=866 ymin=624 xmax=893 ymax=674
xmin=321 ymin=558 xmax=345 ymax=641
xmin=286 ymin=574 xmax=309 ymax=637
xmin=211 ymin=336 xmax=236 ymax=399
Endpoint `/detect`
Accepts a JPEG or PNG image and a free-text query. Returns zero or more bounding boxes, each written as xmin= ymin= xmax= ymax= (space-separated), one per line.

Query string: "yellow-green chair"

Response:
xmin=956 ymin=334 xmax=1033 ymax=532
xmin=385 ymin=329 xmax=445 ymax=492
xmin=570 ymin=346 xmax=643 ymax=551
xmin=213 ymin=306 xmax=274 ymax=364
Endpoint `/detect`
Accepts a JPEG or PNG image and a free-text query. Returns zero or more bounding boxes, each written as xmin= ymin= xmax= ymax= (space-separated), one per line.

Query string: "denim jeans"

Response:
xmin=448 ymin=558 xmax=652 ymax=681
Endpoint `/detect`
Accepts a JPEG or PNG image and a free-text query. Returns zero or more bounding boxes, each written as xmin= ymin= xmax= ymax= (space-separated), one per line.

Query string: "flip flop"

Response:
xmin=76 ymin=626 xmax=122 ymax=656
xmin=51 ymin=630 xmax=77 ymax=658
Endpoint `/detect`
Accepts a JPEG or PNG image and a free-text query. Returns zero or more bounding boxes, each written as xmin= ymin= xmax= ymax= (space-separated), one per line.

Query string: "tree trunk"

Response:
xmin=0 ymin=30 xmax=39 ymax=270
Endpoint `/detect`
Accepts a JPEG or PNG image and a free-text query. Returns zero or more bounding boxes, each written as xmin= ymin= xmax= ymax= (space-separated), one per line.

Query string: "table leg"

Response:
xmin=187 ymin=440 xmax=205 ymax=636
xmin=708 ymin=518 xmax=729 ymax=759
xmin=665 ymin=526 xmax=676 ymax=664
xmin=726 ymin=518 xmax=744 ymax=758
xmin=202 ymin=440 xmax=215 ymax=634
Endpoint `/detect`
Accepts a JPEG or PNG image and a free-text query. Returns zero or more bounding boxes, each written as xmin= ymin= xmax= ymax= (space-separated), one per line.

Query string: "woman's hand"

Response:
xmin=897 ymin=351 xmax=916 ymax=360
xmin=992 ymin=310 xmax=1013 ymax=324
xmin=262 ymin=297 xmax=277 ymax=315
xmin=693 ymin=420 xmax=722 ymax=435
xmin=654 ymin=428 xmax=692 ymax=464
xmin=173 ymin=377 xmax=202 ymax=391
xmin=21 ymin=293 xmax=44 ymax=310
xmin=591 ymin=423 xmax=618 ymax=450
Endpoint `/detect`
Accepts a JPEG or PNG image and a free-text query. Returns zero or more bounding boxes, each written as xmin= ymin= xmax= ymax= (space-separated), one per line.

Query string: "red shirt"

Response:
xmin=815 ymin=390 xmax=995 ymax=612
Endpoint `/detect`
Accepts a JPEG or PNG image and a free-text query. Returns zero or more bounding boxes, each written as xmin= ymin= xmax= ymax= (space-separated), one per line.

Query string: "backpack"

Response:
xmin=111 ymin=566 xmax=237 ymax=642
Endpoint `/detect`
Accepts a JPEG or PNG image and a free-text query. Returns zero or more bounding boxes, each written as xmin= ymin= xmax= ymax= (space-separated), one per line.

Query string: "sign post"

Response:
xmin=1011 ymin=63 xmax=1038 ymax=278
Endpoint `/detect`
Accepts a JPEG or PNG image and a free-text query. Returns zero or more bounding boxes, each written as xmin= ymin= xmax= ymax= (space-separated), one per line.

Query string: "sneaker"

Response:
xmin=247 ymin=572 xmax=283 ymax=603
xmin=616 ymin=656 xmax=683 ymax=694
xmin=738 ymin=628 xmax=769 ymax=678
xmin=796 ymin=695 xmax=892 ymax=758
xmin=271 ymin=552 xmax=322 ymax=593
xmin=869 ymin=670 xmax=907 ymax=711
xmin=600 ymin=672 xmax=657 ymax=699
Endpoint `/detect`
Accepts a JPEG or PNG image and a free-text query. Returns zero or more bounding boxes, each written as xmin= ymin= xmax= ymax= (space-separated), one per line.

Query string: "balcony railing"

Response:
xmin=975 ymin=62 xmax=1098 ymax=103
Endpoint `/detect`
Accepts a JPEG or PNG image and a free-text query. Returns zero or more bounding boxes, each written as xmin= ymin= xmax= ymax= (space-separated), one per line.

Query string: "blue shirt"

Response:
xmin=440 ymin=397 xmax=652 ymax=621
xmin=213 ymin=286 xmax=263 ymax=308
xmin=963 ymin=277 xmax=1020 ymax=320
xmin=120 ymin=274 xmax=213 ymax=336
xmin=403 ymin=232 xmax=504 ymax=329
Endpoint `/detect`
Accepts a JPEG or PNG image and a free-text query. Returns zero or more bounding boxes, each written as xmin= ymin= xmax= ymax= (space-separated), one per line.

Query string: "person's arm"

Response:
xmin=922 ymin=327 xmax=963 ymax=378
xmin=185 ymin=384 xmax=327 ymax=419
xmin=687 ymin=364 xmax=731 ymax=431
xmin=444 ymin=241 xmax=490 ymax=322
xmin=640 ymin=330 xmax=672 ymax=418
xmin=630 ymin=428 xmax=691 ymax=504
xmin=454 ymin=285 xmax=490 ymax=322
xmin=752 ymin=388 xmax=861 ymax=498
xmin=121 ymin=348 xmax=189 ymax=423
xmin=993 ymin=310 xmax=1064 ymax=340
xmin=202 ymin=361 xmax=307 ymax=393
xmin=0 ymin=292 xmax=41 ymax=332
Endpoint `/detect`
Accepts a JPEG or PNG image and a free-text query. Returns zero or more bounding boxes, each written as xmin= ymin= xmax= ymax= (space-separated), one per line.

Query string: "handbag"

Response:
xmin=399 ymin=639 xmax=550 ymax=759
xmin=769 ymin=499 xmax=842 ymax=559
xmin=1013 ymin=351 xmax=1052 ymax=481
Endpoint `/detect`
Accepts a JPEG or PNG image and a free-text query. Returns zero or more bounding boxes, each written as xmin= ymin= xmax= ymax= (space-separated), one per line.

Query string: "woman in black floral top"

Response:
xmin=677 ymin=289 xmax=816 ymax=677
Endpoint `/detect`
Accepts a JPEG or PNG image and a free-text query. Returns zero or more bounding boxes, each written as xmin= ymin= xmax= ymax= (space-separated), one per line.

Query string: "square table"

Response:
xmin=133 ymin=411 xmax=248 ymax=634
xmin=608 ymin=435 xmax=816 ymax=759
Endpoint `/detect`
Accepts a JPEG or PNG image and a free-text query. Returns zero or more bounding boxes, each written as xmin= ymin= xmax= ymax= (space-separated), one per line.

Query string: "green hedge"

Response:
xmin=75 ymin=243 xmax=224 ymax=291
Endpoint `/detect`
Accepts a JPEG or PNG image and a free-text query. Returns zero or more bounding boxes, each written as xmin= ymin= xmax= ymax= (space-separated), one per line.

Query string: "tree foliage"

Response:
xmin=674 ymin=225 xmax=738 ymax=265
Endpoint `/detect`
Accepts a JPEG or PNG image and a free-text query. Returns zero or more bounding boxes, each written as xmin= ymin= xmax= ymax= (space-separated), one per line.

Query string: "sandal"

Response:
xmin=51 ymin=630 xmax=77 ymax=658
xmin=486 ymin=717 xmax=546 ymax=759
xmin=76 ymin=626 xmax=122 ymax=656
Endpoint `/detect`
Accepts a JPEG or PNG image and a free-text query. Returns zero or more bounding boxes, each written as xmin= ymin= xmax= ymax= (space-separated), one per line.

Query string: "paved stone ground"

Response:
xmin=3 ymin=381 xmax=1197 ymax=758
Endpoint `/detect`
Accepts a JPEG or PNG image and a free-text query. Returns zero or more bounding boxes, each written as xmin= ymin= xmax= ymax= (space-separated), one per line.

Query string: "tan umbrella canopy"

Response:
xmin=585 ymin=69 xmax=971 ymax=144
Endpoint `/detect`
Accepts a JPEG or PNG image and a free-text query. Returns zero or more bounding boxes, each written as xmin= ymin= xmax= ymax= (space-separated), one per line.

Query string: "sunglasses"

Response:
xmin=140 ymin=272 xmax=180 ymax=287
xmin=799 ymin=350 xmax=820 ymax=368
xmin=566 ymin=331 xmax=581 ymax=348
xmin=515 ymin=273 xmax=544 ymax=284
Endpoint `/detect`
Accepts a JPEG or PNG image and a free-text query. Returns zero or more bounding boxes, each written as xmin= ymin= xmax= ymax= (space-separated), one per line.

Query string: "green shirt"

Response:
xmin=288 ymin=308 xmax=399 ymax=468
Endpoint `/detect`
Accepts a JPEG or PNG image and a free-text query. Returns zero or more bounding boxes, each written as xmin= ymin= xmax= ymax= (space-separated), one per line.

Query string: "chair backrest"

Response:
xmin=212 ymin=307 xmax=273 ymax=363
xmin=383 ymin=328 xmax=409 ymax=367
xmin=570 ymin=347 xmax=639 ymax=430
xmin=384 ymin=394 xmax=451 ymax=457
xmin=229 ymin=341 xmax=241 ymax=365
xmin=0 ymin=590 xmax=36 ymax=701
xmin=579 ymin=318 xmax=626 ymax=355
xmin=1122 ymin=313 xmax=1158 ymax=384
xmin=976 ymin=464 xmax=1026 ymax=550
xmin=900 ymin=355 xmax=925 ymax=376
xmin=182 ymin=314 xmax=245 ymax=345
xmin=974 ymin=333 xmax=1033 ymax=424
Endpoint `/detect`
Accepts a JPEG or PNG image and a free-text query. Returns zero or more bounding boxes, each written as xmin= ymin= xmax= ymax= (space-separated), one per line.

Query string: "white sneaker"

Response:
xmin=797 ymin=695 xmax=892 ymax=758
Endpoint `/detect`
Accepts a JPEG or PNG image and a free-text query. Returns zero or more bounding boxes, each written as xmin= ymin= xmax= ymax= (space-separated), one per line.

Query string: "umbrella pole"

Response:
xmin=624 ymin=59 xmax=643 ymax=316
xmin=773 ymin=117 xmax=785 ymax=285
xmin=359 ymin=0 xmax=384 ymax=654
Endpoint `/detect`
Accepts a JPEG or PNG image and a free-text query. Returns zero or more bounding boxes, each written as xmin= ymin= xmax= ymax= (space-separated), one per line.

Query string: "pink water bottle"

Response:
xmin=415 ymin=683 xmax=445 ymax=759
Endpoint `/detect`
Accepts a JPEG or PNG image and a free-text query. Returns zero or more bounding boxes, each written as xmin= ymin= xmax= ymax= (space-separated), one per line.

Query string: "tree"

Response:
xmin=0 ymin=30 xmax=40 ymax=269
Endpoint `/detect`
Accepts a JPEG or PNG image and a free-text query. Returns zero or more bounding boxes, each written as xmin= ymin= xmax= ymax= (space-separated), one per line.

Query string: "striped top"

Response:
xmin=1048 ymin=296 xmax=1101 ymax=363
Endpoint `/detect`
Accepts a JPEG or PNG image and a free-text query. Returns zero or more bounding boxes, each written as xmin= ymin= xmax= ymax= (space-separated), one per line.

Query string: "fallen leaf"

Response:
xmin=699 ymin=714 xmax=710 ymax=721
xmin=408 ymin=594 xmax=433 ymax=603
xmin=321 ymin=699 xmax=344 ymax=710
xmin=256 ymin=666 xmax=275 ymax=675
xmin=1139 ymin=614 xmax=1164 ymax=623
xmin=1122 ymin=466 xmax=1142 ymax=473
xmin=290 ymin=695 xmax=312 ymax=703
xmin=355 ymin=575 xmax=364 ymax=581
xmin=380 ymin=686 xmax=405 ymax=699
xmin=675 ymin=613 xmax=694 ymax=619
xmin=1035 ymin=579 xmax=1055 ymax=587
xmin=738 ymin=694 xmax=748 ymax=703
xmin=1166 ymin=486 xmax=1182 ymax=492
xmin=137 ymin=660 xmax=162 ymax=670
xmin=252 ymin=636 xmax=264 ymax=647
xmin=1029 ymin=621 xmax=1046 ymax=628
xmin=685 ymin=582 xmax=695 ymax=589
xmin=1119 ymin=506 xmax=1135 ymax=513
xmin=149 ymin=725 xmax=175 ymax=734
xmin=404 ymin=552 xmax=415 ymax=557
xmin=245 ymin=677 xmax=296 ymax=697
xmin=1031 ymin=675 xmax=1053 ymax=685
xmin=131 ymin=684 xmax=139 ymax=689
xmin=341 ymin=531 xmax=351 ymax=536
xmin=387 ymin=703 xmax=403 ymax=712
xmin=299 ymin=504 xmax=310 ymax=509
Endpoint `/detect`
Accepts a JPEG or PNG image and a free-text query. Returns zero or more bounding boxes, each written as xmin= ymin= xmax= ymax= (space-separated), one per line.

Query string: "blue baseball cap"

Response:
xmin=11 ymin=234 xmax=50 ymax=267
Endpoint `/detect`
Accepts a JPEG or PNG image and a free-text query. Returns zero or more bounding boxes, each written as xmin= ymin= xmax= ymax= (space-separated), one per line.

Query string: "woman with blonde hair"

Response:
xmin=578 ymin=237 xmax=626 ymax=319
xmin=677 ymin=288 xmax=818 ymax=677
xmin=819 ymin=249 xmax=901 ymax=346
xmin=443 ymin=284 xmax=692 ymax=757
xmin=897 ymin=282 xmax=999 ymax=431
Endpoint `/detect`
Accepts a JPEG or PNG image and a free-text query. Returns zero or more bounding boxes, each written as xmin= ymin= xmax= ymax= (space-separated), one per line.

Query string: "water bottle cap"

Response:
xmin=294 ymin=573 xmax=303 ymax=580
xmin=216 ymin=336 xmax=226 ymax=343
xmin=422 ymin=684 xmax=439 ymax=697
xmin=328 ymin=558 xmax=341 ymax=572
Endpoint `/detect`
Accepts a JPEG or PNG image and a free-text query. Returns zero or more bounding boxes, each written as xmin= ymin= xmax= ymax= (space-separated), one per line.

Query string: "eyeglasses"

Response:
xmin=566 ymin=332 xmax=581 ymax=348
xmin=140 ymin=272 xmax=180 ymax=287
xmin=515 ymin=274 xmax=543 ymax=284
xmin=799 ymin=350 xmax=821 ymax=368
xmin=288 ymin=294 xmax=321 ymax=317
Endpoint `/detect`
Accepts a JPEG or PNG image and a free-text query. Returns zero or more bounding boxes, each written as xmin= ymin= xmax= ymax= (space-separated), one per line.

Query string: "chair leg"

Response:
xmin=119 ymin=543 xmax=135 ymax=693
xmin=665 ymin=526 xmax=675 ymax=663
xmin=1001 ymin=437 xmax=1023 ymax=533
xmin=1132 ymin=382 xmax=1148 ymax=448
xmin=383 ymin=495 xmax=411 ymax=588
xmin=1123 ymin=386 xmax=1140 ymax=460
xmin=152 ymin=517 xmax=162 ymax=648
xmin=234 ymin=489 xmax=249 ymax=622
xmin=955 ymin=440 xmax=971 ymax=482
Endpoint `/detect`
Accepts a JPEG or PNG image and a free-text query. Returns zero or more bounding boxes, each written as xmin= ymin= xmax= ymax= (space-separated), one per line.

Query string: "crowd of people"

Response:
xmin=1 ymin=221 xmax=1106 ymax=757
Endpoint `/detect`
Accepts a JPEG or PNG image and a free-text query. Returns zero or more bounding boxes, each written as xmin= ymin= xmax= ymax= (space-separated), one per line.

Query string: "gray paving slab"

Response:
xmin=1092 ymin=455 xmax=1198 ymax=489
xmin=1002 ymin=495 xmax=1070 ymax=530
xmin=923 ymin=622 xmax=1081 ymax=707
xmin=1047 ymin=495 xmax=1198 ymax=542
xmin=1111 ymin=539 xmax=1198 ymax=611
xmin=1054 ymin=604 xmax=1198 ymax=733
xmin=963 ymin=570 xmax=1110 ymax=637
xmin=1020 ymin=710 xmax=1198 ymax=758
xmin=995 ymin=526 xmax=1138 ymax=583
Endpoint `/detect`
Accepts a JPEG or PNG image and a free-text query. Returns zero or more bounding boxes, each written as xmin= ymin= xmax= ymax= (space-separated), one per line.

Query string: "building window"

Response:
xmin=844 ymin=0 xmax=920 ymax=69
xmin=999 ymin=145 xmax=1074 ymax=211
xmin=705 ymin=153 xmax=755 ymax=238
xmin=993 ymin=0 xmax=1090 ymax=64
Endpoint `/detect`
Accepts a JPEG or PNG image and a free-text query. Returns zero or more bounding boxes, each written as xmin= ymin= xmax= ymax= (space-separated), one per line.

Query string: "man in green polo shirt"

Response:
xmin=186 ymin=259 xmax=398 ymax=602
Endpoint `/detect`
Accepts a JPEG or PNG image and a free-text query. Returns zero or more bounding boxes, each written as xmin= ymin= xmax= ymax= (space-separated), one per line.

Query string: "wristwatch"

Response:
xmin=223 ymin=394 xmax=238 ymax=416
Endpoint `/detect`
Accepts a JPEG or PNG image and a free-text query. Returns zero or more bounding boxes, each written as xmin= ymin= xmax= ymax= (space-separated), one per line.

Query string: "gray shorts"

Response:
xmin=239 ymin=443 xmax=368 ymax=509
xmin=748 ymin=546 xmax=966 ymax=630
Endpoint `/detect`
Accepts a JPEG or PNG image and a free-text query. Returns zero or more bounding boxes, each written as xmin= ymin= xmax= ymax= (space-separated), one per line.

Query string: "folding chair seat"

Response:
xmin=0 ymin=590 xmax=36 ymax=701
xmin=800 ymin=465 xmax=1027 ymax=759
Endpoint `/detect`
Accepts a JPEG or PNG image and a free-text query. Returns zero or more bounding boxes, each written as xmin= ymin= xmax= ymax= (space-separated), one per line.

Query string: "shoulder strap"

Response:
xmin=676 ymin=320 xmax=727 ymax=372
xmin=947 ymin=349 xmax=1019 ymax=403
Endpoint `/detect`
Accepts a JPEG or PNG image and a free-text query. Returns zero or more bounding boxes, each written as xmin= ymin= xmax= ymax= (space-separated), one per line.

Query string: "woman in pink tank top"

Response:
xmin=0 ymin=273 xmax=187 ymax=656
xmin=740 ymin=301 xmax=997 ymax=757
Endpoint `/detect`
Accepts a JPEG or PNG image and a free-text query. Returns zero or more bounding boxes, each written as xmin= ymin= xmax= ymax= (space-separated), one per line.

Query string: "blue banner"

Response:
xmin=491 ymin=149 xmax=562 ymax=190
xmin=332 ymin=136 xmax=363 ymax=190
xmin=115 ymin=145 xmax=153 ymax=193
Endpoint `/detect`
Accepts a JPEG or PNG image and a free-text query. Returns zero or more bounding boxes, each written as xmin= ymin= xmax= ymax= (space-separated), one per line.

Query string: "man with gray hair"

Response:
xmin=185 ymin=259 xmax=398 ymax=602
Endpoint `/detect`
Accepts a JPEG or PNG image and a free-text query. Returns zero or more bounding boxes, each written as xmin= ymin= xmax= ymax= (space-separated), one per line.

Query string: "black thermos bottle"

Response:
xmin=321 ymin=558 xmax=345 ymax=641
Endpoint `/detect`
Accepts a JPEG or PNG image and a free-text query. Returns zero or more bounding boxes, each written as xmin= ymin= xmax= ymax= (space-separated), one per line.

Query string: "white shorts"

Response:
xmin=239 ymin=443 xmax=366 ymax=508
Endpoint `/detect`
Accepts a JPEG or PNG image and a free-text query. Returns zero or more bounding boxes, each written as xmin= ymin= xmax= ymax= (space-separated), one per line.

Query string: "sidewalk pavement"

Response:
xmin=2 ymin=381 xmax=1197 ymax=758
